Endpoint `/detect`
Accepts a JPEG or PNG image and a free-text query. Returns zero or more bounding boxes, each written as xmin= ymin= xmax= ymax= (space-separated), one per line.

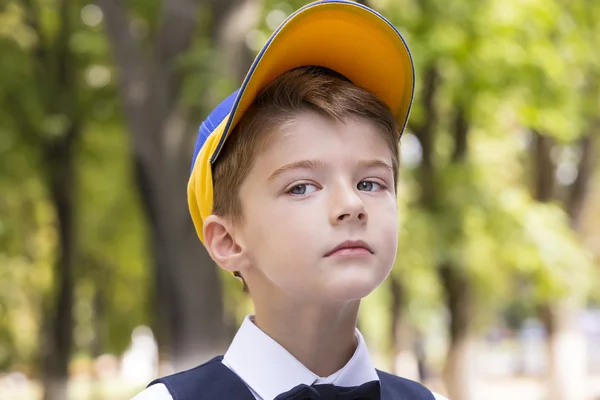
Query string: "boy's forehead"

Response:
xmin=254 ymin=113 xmax=393 ymax=164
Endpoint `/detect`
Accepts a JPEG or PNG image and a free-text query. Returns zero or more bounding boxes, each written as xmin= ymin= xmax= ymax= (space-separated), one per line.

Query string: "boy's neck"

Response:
xmin=252 ymin=299 xmax=361 ymax=377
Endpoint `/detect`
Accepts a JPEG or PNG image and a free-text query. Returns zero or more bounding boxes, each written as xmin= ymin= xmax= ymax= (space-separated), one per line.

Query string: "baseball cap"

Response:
xmin=188 ymin=0 xmax=415 ymax=244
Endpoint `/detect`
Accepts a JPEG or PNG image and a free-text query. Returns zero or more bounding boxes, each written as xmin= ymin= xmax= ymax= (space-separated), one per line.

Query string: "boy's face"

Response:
xmin=234 ymin=111 xmax=398 ymax=302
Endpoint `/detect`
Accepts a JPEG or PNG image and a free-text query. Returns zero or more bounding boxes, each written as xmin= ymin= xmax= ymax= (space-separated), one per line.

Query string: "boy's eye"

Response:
xmin=357 ymin=180 xmax=383 ymax=192
xmin=288 ymin=183 xmax=318 ymax=195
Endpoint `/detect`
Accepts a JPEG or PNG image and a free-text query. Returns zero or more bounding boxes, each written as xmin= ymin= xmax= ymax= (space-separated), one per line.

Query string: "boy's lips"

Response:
xmin=324 ymin=240 xmax=374 ymax=257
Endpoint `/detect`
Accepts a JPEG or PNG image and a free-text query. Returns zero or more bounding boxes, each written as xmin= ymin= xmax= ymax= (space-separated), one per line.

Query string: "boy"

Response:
xmin=134 ymin=1 xmax=448 ymax=399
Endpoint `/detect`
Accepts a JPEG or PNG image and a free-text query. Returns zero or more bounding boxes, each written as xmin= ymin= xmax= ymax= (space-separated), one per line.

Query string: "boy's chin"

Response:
xmin=323 ymin=271 xmax=388 ymax=302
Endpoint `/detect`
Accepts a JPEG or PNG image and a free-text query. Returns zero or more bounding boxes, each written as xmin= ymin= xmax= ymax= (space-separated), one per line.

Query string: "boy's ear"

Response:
xmin=202 ymin=215 xmax=249 ymax=273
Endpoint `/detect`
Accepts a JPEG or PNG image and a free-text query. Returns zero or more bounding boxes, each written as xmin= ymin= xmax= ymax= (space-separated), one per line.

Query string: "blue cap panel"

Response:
xmin=190 ymin=89 xmax=239 ymax=174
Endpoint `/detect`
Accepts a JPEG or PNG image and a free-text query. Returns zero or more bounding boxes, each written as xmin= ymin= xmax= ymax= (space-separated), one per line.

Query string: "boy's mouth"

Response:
xmin=324 ymin=240 xmax=373 ymax=257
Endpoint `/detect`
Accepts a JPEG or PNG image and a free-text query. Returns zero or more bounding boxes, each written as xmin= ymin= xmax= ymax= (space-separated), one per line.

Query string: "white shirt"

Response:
xmin=132 ymin=315 xmax=448 ymax=400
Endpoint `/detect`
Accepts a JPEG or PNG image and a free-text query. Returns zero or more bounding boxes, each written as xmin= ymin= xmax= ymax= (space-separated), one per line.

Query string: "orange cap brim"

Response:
xmin=209 ymin=0 xmax=415 ymax=163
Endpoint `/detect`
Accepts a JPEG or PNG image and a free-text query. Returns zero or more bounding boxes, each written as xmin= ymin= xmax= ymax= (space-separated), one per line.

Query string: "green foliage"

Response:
xmin=75 ymin=118 xmax=149 ymax=355
xmin=0 ymin=0 xmax=598 ymax=376
xmin=362 ymin=0 xmax=599 ymax=336
xmin=0 ymin=0 xmax=148 ymax=369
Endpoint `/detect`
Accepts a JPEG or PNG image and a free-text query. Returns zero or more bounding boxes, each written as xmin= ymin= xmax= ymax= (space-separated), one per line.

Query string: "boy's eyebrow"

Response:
xmin=268 ymin=159 xmax=326 ymax=181
xmin=359 ymin=159 xmax=394 ymax=173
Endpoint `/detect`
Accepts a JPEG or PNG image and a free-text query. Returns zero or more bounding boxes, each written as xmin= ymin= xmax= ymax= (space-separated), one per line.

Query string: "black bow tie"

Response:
xmin=274 ymin=381 xmax=381 ymax=400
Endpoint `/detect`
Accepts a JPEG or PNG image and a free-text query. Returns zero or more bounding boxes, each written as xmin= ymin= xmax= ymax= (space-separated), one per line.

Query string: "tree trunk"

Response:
xmin=547 ymin=132 xmax=597 ymax=400
xmin=90 ymin=264 xmax=108 ymax=400
xmin=532 ymin=129 xmax=595 ymax=400
xmin=14 ymin=1 xmax=81 ymax=398
xmin=389 ymin=275 xmax=420 ymax=380
xmin=411 ymin=65 xmax=479 ymax=397
xmin=40 ymin=131 xmax=79 ymax=400
xmin=440 ymin=262 xmax=475 ymax=400
xmin=566 ymin=133 xmax=596 ymax=230
xmin=443 ymin=335 xmax=476 ymax=400
xmin=136 ymin=153 xmax=230 ymax=369
xmin=539 ymin=303 xmax=587 ymax=400
xmin=440 ymin=106 xmax=476 ymax=400
xmin=413 ymin=65 xmax=441 ymax=208
xmin=100 ymin=0 xmax=262 ymax=369
xmin=532 ymin=130 xmax=556 ymax=202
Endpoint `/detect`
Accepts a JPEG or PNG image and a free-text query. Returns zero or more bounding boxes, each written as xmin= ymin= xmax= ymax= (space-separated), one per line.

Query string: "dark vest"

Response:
xmin=149 ymin=356 xmax=435 ymax=400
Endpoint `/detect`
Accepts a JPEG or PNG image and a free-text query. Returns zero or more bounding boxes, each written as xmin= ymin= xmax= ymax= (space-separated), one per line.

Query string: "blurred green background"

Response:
xmin=0 ymin=0 xmax=599 ymax=399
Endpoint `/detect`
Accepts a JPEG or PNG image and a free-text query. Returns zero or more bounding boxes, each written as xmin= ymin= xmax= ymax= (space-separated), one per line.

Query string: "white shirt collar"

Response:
xmin=223 ymin=315 xmax=379 ymax=400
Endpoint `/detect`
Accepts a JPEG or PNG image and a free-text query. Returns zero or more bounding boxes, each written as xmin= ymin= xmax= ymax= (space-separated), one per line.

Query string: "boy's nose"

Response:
xmin=329 ymin=184 xmax=368 ymax=225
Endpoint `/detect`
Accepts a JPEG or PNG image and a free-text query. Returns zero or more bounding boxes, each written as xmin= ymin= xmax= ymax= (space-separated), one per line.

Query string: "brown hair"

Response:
xmin=211 ymin=66 xmax=400 ymax=290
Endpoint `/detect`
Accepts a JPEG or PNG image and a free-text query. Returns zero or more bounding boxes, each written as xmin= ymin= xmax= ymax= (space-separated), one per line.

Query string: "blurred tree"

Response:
xmin=0 ymin=1 xmax=150 ymax=398
xmin=513 ymin=2 xmax=599 ymax=398
xmin=0 ymin=0 xmax=90 ymax=398
xmin=75 ymin=114 xmax=149 ymax=360
xmin=377 ymin=0 xmax=598 ymax=398
xmin=97 ymin=0 xmax=262 ymax=370
xmin=530 ymin=79 xmax=598 ymax=400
